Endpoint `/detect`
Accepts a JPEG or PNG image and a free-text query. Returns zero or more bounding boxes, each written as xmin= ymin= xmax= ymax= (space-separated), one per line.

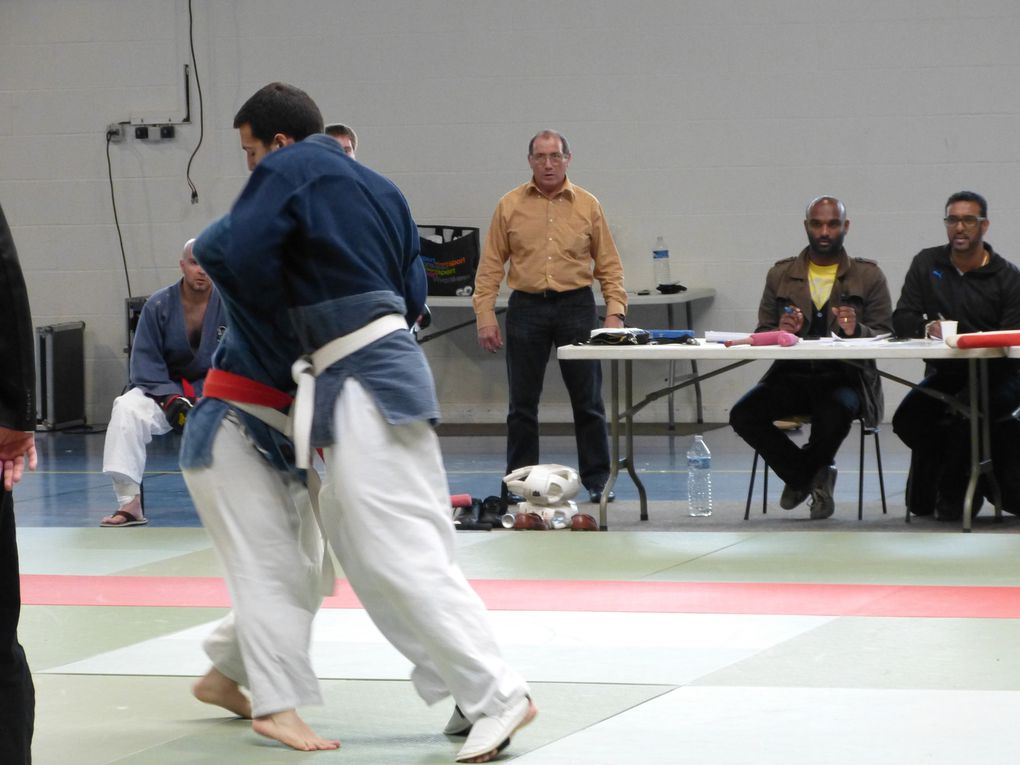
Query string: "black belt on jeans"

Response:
xmin=517 ymin=286 xmax=590 ymax=299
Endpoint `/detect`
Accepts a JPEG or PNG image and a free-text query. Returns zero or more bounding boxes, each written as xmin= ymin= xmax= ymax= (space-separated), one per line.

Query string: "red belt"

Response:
xmin=202 ymin=368 xmax=294 ymax=410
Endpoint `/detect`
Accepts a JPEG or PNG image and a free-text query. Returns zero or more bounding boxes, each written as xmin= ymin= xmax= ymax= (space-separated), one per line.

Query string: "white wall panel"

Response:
xmin=2 ymin=0 xmax=1020 ymax=426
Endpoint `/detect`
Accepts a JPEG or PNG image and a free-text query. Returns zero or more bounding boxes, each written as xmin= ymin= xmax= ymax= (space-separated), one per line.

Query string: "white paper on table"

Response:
xmin=703 ymin=330 xmax=749 ymax=344
xmin=829 ymin=332 xmax=892 ymax=345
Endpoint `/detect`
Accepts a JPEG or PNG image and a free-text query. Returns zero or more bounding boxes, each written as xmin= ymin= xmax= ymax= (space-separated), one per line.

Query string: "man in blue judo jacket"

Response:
xmin=100 ymin=239 xmax=225 ymax=526
xmin=223 ymin=82 xmax=534 ymax=764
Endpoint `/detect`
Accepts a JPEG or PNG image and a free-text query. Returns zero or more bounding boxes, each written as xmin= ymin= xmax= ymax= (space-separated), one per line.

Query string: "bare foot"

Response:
xmin=252 ymin=709 xmax=341 ymax=751
xmin=101 ymin=495 xmax=146 ymax=526
xmin=192 ymin=667 xmax=252 ymax=719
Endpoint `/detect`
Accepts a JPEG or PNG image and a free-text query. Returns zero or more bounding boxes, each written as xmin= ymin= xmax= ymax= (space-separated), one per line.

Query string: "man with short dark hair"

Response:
xmin=729 ymin=196 xmax=892 ymax=519
xmin=201 ymin=81 xmax=532 ymax=763
xmin=0 ymin=199 xmax=38 ymax=764
xmin=183 ymin=81 xmax=340 ymax=751
xmin=474 ymin=129 xmax=627 ymax=505
xmin=892 ymin=190 xmax=1020 ymax=520
xmin=324 ymin=122 xmax=357 ymax=159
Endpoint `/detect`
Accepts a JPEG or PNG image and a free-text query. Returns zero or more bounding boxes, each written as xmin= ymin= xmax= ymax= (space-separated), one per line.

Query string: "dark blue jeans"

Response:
xmin=0 ymin=489 xmax=33 ymax=764
xmin=729 ymin=366 xmax=861 ymax=489
xmin=504 ymin=288 xmax=609 ymax=491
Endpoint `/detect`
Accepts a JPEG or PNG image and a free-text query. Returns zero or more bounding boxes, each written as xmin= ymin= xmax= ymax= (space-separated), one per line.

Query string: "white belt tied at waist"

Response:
xmin=290 ymin=313 xmax=408 ymax=469
xmin=228 ymin=401 xmax=292 ymax=436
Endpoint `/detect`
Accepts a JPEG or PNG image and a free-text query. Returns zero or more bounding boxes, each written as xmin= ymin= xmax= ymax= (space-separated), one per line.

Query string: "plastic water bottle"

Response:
xmin=653 ymin=235 xmax=671 ymax=287
xmin=549 ymin=507 xmax=570 ymax=530
xmin=687 ymin=434 xmax=713 ymax=517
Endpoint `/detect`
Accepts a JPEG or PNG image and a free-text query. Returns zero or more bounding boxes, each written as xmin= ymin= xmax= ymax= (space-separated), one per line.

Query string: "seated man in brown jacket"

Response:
xmin=729 ymin=196 xmax=893 ymax=519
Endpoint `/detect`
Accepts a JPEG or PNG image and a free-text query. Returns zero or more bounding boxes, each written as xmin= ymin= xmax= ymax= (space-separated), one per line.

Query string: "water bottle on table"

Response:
xmin=687 ymin=434 xmax=713 ymax=517
xmin=652 ymin=235 xmax=671 ymax=287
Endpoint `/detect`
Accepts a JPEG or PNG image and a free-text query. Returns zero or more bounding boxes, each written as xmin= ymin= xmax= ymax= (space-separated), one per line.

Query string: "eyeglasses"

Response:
xmin=944 ymin=215 xmax=986 ymax=228
xmin=530 ymin=152 xmax=566 ymax=164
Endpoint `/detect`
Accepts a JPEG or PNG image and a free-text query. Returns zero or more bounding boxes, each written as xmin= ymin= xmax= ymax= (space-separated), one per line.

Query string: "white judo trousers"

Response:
xmin=182 ymin=414 xmax=327 ymax=717
xmin=102 ymin=387 xmax=171 ymax=498
xmin=321 ymin=379 xmax=528 ymax=722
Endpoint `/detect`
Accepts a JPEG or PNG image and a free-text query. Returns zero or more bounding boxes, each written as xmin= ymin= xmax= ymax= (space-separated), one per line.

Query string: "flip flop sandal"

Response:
xmin=100 ymin=509 xmax=149 ymax=528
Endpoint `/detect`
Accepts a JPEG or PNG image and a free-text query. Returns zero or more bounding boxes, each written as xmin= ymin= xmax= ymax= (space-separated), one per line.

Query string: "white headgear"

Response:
xmin=503 ymin=464 xmax=580 ymax=506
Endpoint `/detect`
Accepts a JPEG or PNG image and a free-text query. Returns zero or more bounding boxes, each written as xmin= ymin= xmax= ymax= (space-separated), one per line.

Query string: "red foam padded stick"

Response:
xmin=947 ymin=330 xmax=1020 ymax=349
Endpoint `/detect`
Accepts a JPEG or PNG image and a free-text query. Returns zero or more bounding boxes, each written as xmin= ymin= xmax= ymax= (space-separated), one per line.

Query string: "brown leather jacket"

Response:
xmin=755 ymin=247 xmax=893 ymax=426
xmin=0 ymin=203 xmax=35 ymax=432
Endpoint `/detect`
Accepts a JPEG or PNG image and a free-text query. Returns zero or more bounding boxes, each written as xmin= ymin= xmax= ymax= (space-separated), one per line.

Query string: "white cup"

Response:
xmin=940 ymin=320 xmax=958 ymax=342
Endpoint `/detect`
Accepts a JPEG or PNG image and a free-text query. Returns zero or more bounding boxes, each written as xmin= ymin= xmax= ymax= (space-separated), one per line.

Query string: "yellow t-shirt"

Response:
xmin=807 ymin=261 xmax=839 ymax=310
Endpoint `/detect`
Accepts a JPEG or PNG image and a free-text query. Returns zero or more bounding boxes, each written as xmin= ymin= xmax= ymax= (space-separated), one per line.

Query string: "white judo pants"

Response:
xmin=102 ymin=387 xmax=171 ymax=498
xmin=321 ymin=379 xmax=528 ymax=722
xmin=182 ymin=414 xmax=326 ymax=717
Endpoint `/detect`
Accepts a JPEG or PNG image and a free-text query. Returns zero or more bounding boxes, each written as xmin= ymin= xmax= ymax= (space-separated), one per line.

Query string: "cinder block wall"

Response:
xmin=3 ymin=0 xmax=1019 ymax=426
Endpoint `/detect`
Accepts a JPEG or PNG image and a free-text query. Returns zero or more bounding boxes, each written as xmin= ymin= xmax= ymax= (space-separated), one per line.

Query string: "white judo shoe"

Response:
xmin=455 ymin=695 xmax=536 ymax=763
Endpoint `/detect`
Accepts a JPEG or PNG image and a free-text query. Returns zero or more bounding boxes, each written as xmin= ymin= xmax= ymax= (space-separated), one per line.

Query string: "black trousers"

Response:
xmin=0 ymin=489 xmax=33 ymax=763
xmin=504 ymin=288 xmax=610 ymax=491
xmin=729 ymin=366 xmax=861 ymax=489
xmin=893 ymin=363 xmax=1020 ymax=516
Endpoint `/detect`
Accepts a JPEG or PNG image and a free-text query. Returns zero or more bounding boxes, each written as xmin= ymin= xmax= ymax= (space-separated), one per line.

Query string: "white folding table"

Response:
xmin=558 ymin=338 xmax=1007 ymax=532
xmin=424 ymin=288 xmax=716 ymax=424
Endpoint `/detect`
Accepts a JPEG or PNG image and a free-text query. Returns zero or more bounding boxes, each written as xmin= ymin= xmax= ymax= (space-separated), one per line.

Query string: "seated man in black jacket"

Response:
xmin=892 ymin=190 xmax=1020 ymax=520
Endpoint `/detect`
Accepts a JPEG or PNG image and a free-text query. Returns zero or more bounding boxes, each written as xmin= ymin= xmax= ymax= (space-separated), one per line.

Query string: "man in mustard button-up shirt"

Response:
xmin=473 ymin=130 xmax=627 ymax=504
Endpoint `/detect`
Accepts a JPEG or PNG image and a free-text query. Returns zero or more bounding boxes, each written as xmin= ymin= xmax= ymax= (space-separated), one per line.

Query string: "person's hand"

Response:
xmin=778 ymin=306 xmax=804 ymax=334
xmin=415 ymin=304 xmax=432 ymax=331
xmin=832 ymin=304 xmax=857 ymax=336
xmin=162 ymin=395 xmax=195 ymax=434
xmin=603 ymin=314 xmax=625 ymax=329
xmin=478 ymin=324 xmax=503 ymax=353
xmin=0 ymin=428 xmax=37 ymax=491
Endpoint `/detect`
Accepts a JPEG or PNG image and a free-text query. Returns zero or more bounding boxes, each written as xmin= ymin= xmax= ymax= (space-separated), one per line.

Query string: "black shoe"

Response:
xmin=780 ymin=482 xmax=811 ymax=510
xmin=452 ymin=501 xmax=493 ymax=531
xmin=505 ymin=492 xmax=525 ymax=505
xmin=935 ymin=489 xmax=983 ymax=522
xmin=589 ymin=489 xmax=616 ymax=504
xmin=808 ymin=465 xmax=837 ymax=520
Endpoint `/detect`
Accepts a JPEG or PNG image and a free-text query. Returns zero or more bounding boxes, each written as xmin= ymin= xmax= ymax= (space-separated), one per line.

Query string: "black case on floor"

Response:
xmin=36 ymin=321 xmax=86 ymax=430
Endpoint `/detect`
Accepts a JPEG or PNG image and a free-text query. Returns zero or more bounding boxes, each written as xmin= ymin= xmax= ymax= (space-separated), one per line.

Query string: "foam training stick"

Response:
xmin=725 ymin=330 xmax=800 ymax=348
xmin=945 ymin=330 xmax=1020 ymax=349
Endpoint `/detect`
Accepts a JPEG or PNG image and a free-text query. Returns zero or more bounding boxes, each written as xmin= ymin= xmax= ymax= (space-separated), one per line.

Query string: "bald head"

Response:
xmin=180 ymin=238 xmax=210 ymax=294
xmin=803 ymin=196 xmax=849 ymax=262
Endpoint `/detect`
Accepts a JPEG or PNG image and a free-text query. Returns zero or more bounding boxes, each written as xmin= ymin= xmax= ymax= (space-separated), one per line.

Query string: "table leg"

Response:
xmin=666 ymin=304 xmax=676 ymax=430
xmin=625 ymin=360 xmax=649 ymax=520
xmin=963 ymin=358 xmax=1004 ymax=531
xmin=600 ymin=360 xmax=621 ymax=530
xmin=600 ymin=359 xmax=648 ymax=529
xmin=963 ymin=359 xmax=980 ymax=533
xmin=687 ymin=303 xmax=704 ymax=424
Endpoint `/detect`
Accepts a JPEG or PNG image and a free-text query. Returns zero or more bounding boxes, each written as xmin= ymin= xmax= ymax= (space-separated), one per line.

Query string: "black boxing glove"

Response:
xmin=162 ymin=395 xmax=194 ymax=434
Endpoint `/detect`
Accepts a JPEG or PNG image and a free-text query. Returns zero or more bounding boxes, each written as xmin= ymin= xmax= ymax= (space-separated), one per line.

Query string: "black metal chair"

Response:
xmin=744 ymin=418 xmax=887 ymax=521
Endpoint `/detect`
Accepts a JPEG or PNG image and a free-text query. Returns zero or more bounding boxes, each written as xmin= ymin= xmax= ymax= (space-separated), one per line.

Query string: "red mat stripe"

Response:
xmin=19 ymin=575 xmax=1020 ymax=618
